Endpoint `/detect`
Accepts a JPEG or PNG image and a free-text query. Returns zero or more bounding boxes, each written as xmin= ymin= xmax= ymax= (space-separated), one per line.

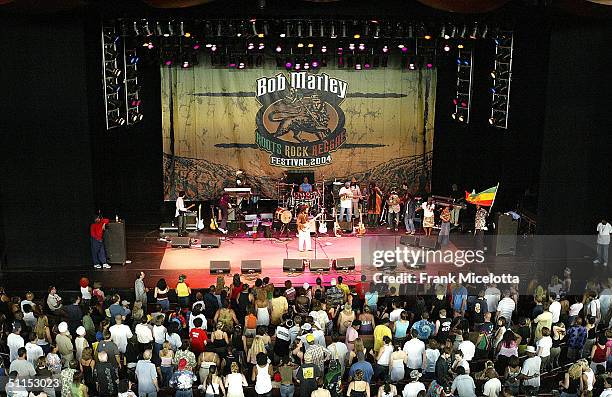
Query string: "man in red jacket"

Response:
xmin=90 ymin=215 xmax=110 ymax=269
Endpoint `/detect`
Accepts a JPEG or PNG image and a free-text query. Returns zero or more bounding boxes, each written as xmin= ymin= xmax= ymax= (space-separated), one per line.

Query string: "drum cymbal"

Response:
xmin=332 ymin=181 xmax=344 ymax=186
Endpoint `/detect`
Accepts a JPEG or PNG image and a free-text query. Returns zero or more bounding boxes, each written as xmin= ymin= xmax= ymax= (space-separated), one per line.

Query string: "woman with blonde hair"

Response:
xmin=389 ymin=344 xmax=407 ymax=382
xmin=199 ymin=350 xmax=221 ymax=385
xmin=581 ymin=359 xmax=595 ymax=397
xmin=338 ymin=304 xmax=356 ymax=336
xmin=247 ymin=326 xmax=270 ymax=365
xmin=559 ymin=361 xmax=583 ymax=397
xmin=159 ymin=341 xmax=174 ymax=387
xmin=210 ymin=321 xmax=230 ymax=359
xmin=34 ymin=315 xmax=52 ymax=354
xmin=225 ymin=362 xmax=248 ymax=397
xmin=131 ymin=301 xmax=144 ymax=323
xmin=348 ymin=338 xmax=365 ymax=365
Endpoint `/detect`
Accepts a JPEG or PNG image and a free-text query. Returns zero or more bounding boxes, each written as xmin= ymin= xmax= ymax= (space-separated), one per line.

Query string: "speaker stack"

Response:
xmin=334 ymin=257 xmax=356 ymax=270
xmin=170 ymin=237 xmax=192 ymax=248
xmin=104 ymin=221 xmax=127 ymax=265
xmin=241 ymin=260 xmax=262 ymax=274
xmin=210 ymin=260 xmax=231 ymax=274
xmin=283 ymin=259 xmax=304 ymax=272
xmin=309 ymin=259 xmax=330 ymax=272
xmin=200 ymin=237 xmax=221 ymax=248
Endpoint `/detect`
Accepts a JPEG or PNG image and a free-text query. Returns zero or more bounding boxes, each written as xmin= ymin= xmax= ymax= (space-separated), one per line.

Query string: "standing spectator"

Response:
xmin=348 ymin=350 xmax=374 ymax=383
xmin=173 ymin=340 xmax=197 ymax=372
xmin=590 ymin=335 xmax=609 ymax=372
xmin=71 ymin=372 xmax=88 ymax=397
xmin=484 ymin=283 xmax=501 ymax=315
xmin=566 ymin=317 xmax=587 ymax=361
xmin=458 ymin=332 xmax=476 ymax=362
xmin=154 ymin=279 xmax=170 ymax=312
xmin=135 ymin=316 xmax=154 ymax=352
xmin=61 ymin=360 xmax=79 ymax=397
xmin=536 ymin=327 xmax=553 ymax=371
xmin=97 ymin=330 xmax=121 ymax=368
xmin=533 ymin=303 xmax=552 ymax=342
xmin=347 ymin=369 xmax=370 ymax=397
xmin=271 ymin=289 xmax=288 ymax=326
xmin=594 ymin=219 xmax=611 ymax=266
xmin=549 ymin=293 xmax=561 ymax=324
xmin=56 ymin=322 xmax=74 ymax=366
xmin=7 ymin=323 xmax=25 ymax=362
xmin=496 ymin=291 xmax=515 ymax=325
xmin=189 ymin=317 xmax=208 ymax=356
xmin=135 ymin=349 xmax=159 ymax=397
xmin=364 ymin=283 xmax=379 ymax=315
xmin=25 ymin=333 xmax=44 ymax=365
xmin=252 ymin=352 xmax=272 ymax=397
xmin=176 ymin=274 xmax=191 ymax=308
xmin=519 ymin=346 xmax=541 ymax=396
xmin=135 ymin=272 xmax=149 ymax=307
xmin=159 ymin=342 xmax=174 ymax=387
xmin=46 ymin=286 xmax=63 ymax=312
xmin=9 ymin=347 xmax=36 ymax=377
xmin=373 ymin=318 xmax=392 ymax=354
xmin=482 ymin=369 xmax=502 ymax=397
xmin=600 ymin=376 xmax=612 ymax=397
xmin=412 ymin=312 xmax=435 ymax=341
xmin=325 ymin=279 xmax=345 ymax=309
xmin=451 ymin=366 xmax=476 ymax=397
xmin=169 ymin=358 xmax=197 ymax=397
xmin=74 ymin=327 xmax=89 ymax=362
xmin=452 ymin=283 xmax=467 ymax=317
xmin=403 ymin=330 xmax=425 ymax=372
xmin=64 ymin=296 xmax=83 ymax=334
xmin=225 ymin=362 xmax=248 ymax=397
xmin=109 ymin=315 xmax=133 ymax=354
xmin=550 ymin=322 xmax=565 ymax=369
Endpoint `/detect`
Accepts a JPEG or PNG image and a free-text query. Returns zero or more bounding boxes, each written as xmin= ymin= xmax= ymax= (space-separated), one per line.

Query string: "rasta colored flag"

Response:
xmin=465 ymin=185 xmax=498 ymax=206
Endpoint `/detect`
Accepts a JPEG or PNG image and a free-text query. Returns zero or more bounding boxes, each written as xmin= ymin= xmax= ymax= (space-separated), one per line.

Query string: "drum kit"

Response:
xmin=275 ymin=181 xmax=325 ymax=225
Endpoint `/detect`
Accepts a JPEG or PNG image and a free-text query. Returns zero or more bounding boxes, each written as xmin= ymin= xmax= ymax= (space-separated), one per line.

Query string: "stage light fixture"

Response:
xmin=330 ymin=22 xmax=336 ymax=38
xmin=304 ymin=62 xmax=310 ymax=70
xmin=111 ymin=115 xmax=126 ymax=126
xmin=285 ymin=60 xmax=293 ymax=70
xmin=450 ymin=26 xmax=457 ymax=39
xmin=106 ymin=67 xmax=122 ymax=77
xmin=424 ymin=34 xmax=432 ymax=40
xmin=374 ymin=25 xmax=380 ymax=39
xmin=193 ymin=43 xmax=200 ymax=50
xmin=358 ymin=43 xmax=365 ymax=51
xmin=107 ymin=98 xmax=121 ymax=110
xmin=481 ymin=25 xmax=488 ymax=39
xmin=443 ymin=44 xmax=450 ymax=52
xmin=106 ymin=83 xmax=121 ymax=93
xmin=397 ymin=44 xmax=404 ymax=49
xmin=165 ymin=60 xmax=172 ymax=66
xmin=459 ymin=25 xmax=467 ymax=38
xmin=341 ymin=21 xmax=347 ymax=38
xmin=401 ymin=47 xmax=408 ymax=53
xmin=470 ymin=24 xmax=478 ymax=39
xmin=355 ymin=63 xmax=362 ymax=70
xmin=311 ymin=60 xmax=319 ymax=68
xmin=440 ymin=25 xmax=448 ymax=40
xmin=364 ymin=62 xmax=371 ymax=69
xmin=348 ymin=43 xmax=355 ymax=50
xmin=382 ymin=45 xmax=389 ymax=53
xmin=211 ymin=45 xmax=217 ymax=52
xmin=295 ymin=63 xmax=301 ymax=70
xmin=297 ymin=21 xmax=303 ymax=37
xmin=276 ymin=45 xmax=282 ymax=53
xmin=308 ymin=21 xmax=314 ymax=37
xmin=297 ymin=43 xmax=304 ymax=48
xmin=321 ymin=46 xmax=327 ymax=53
xmin=457 ymin=43 xmax=464 ymax=49
xmin=259 ymin=43 xmax=265 ymax=50
xmin=247 ymin=42 xmax=255 ymax=50
xmin=238 ymin=62 xmax=245 ymax=69
xmin=144 ymin=21 xmax=153 ymax=36
xmin=307 ymin=43 xmax=314 ymax=48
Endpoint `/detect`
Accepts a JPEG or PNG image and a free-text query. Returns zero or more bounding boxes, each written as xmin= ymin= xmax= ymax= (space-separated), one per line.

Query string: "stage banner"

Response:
xmin=162 ymin=65 xmax=436 ymax=200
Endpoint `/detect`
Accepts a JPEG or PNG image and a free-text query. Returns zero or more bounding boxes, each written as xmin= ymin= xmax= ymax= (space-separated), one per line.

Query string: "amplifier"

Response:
xmin=400 ymin=235 xmax=419 ymax=247
xmin=241 ymin=260 xmax=262 ymax=274
xmin=170 ymin=237 xmax=192 ymax=248
xmin=104 ymin=222 xmax=126 ymax=264
xmin=338 ymin=221 xmax=353 ymax=232
xmin=309 ymin=259 xmax=330 ymax=272
xmin=200 ymin=237 xmax=221 ymax=248
xmin=419 ymin=236 xmax=438 ymax=250
xmin=210 ymin=260 xmax=231 ymax=274
xmin=283 ymin=259 xmax=304 ymax=272
xmin=334 ymin=257 xmax=355 ymax=270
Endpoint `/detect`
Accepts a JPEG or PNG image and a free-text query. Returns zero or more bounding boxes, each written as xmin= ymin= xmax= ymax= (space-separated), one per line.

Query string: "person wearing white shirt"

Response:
xmin=175 ymin=191 xmax=194 ymax=237
xmin=482 ymin=371 xmax=502 ymax=397
xmin=484 ymin=284 xmax=501 ymax=313
xmin=536 ymin=328 xmax=553 ymax=371
xmin=189 ymin=312 xmax=207 ymax=331
xmin=7 ymin=324 xmax=25 ymax=362
xmin=458 ymin=338 xmax=476 ymax=362
xmin=135 ymin=317 xmax=154 ymax=346
xmin=350 ymin=178 xmax=361 ymax=220
xmin=520 ymin=347 xmax=541 ymax=394
xmin=600 ymin=376 xmax=612 ymax=397
xmin=496 ymin=292 xmax=516 ymax=324
xmin=109 ymin=315 xmax=133 ymax=354
xmin=549 ymin=294 xmax=561 ymax=323
xmin=402 ymin=371 xmax=426 ymax=397
xmin=25 ymin=336 xmax=44 ymax=365
xmin=403 ymin=331 xmax=426 ymax=370
xmin=452 ymin=351 xmax=470 ymax=375
xmin=594 ymin=219 xmax=612 ymax=266
xmin=328 ymin=341 xmax=348 ymax=373
xmin=338 ymin=182 xmax=353 ymax=222
xmin=389 ymin=302 xmax=404 ymax=322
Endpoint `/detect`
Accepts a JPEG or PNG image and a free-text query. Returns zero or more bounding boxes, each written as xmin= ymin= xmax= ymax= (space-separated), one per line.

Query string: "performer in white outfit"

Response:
xmin=296 ymin=205 xmax=312 ymax=252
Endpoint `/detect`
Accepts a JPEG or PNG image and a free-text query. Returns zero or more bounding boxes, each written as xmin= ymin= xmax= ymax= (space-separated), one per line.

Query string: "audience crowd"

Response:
xmin=2 ymin=269 xmax=612 ymax=397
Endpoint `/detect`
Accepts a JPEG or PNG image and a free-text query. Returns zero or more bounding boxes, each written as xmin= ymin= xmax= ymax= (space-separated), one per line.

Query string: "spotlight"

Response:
xmin=259 ymin=43 xmax=265 ymax=50
xmin=382 ymin=45 xmax=389 ymax=53
xmin=311 ymin=60 xmax=319 ymax=68
xmin=364 ymin=63 xmax=371 ymax=69
xmin=440 ymin=25 xmax=448 ymax=40
xmin=401 ymin=47 xmax=408 ymax=53
xmin=457 ymin=43 xmax=464 ymax=49
xmin=297 ymin=43 xmax=304 ymax=48
xmin=304 ymin=62 xmax=310 ymax=70
xmin=129 ymin=112 xmax=144 ymax=123
xmin=285 ymin=61 xmax=293 ymax=70
xmin=321 ymin=46 xmax=327 ymax=53
xmin=355 ymin=63 xmax=362 ymax=70
xmin=129 ymin=55 xmax=140 ymax=64
xmin=106 ymin=67 xmax=122 ymax=77
xmin=276 ymin=45 xmax=282 ymax=53
xmin=426 ymin=62 xmax=433 ymax=69
xmin=193 ymin=43 xmax=200 ymax=50
xmin=470 ymin=25 xmax=478 ymax=39
xmin=247 ymin=43 xmax=255 ymax=50
xmin=424 ymin=34 xmax=432 ymax=40
xmin=165 ymin=60 xmax=172 ymax=66
xmin=182 ymin=60 xmax=190 ymax=68
xmin=330 ymin=22 xmax=336 ymax=38
xmin=295 ymin=63 xmax=301 ymax=70
xmin=443 ymin=44 xmax=450 ymax=52
xmin=409 ymin=62 xmax=415 ymax=70
xmin=307 ymin=43 xmax=314 ymax=48
xmin=185 ymin=32 xmax=191 ymax=38
xmin=238 ymin=62 xmax=245 ymax=69
xmin=358 ymin=43 xmax=365 ymax=51
xmin=354 ymin=33 xmax=360 ymax=39
xmin=397 ymin=44 xmax=405 ymax=49
xmin=211 ymin=45 xmax=217 ymax=52
xmin=111 ymin=115 xmax=126 ymax=126
xmin=348 ymin=43 xmax=355 ymax=50
xmin=144 ymin=21 xmax=153 ymax=36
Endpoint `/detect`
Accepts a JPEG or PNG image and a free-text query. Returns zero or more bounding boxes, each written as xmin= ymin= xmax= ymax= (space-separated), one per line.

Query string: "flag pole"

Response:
xmin=488 ymin=182 xmax=500 ymax=215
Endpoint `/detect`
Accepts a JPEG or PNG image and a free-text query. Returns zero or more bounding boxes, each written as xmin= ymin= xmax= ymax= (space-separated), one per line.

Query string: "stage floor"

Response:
xmin=160 ymin=235 xmax=368 ymax=286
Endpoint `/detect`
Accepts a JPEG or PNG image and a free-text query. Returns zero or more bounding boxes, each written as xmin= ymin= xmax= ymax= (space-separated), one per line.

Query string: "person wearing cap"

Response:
xmin=373 ymin=318 xmax=392 ymax=354
xmin=168 ymin=358 xmax=196 ymax=397
xmin=338 ymin=181 xmax=354 ymax=222
xmin=338 ymin=303 xmax=356 ymax=336
xmin=74 ymin=326 xmax=89 ymax=362
xmin=325 ymin=278 xmax=344 ymax=309
xmin=56 ymin=322 xmax=75 ymax=366
xmin=296 ymin=354 xmax=321 ymax=397
xmin=304 ymin=338 xmax=331 ymax=373
xmin=386 ymin=189 xmax=401 ymax=232
xmin=519 ymin=346 xmax=541 ymax=396
xmin=450 ymin=366 xmax=477 ymax=397
xmin=136 ymin=349 xmax=160 ymax=397
xmin=402 ymin=370 xmax=426 ymax=397
xmin=109 ymin=314 xmax=133 ymax=354
xmin=7 ymin=322 xmax=24 ymax=362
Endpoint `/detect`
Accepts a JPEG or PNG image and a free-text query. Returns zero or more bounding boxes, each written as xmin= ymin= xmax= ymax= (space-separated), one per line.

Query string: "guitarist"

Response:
xmin=296 ymin=205 xmax=312 ymax=252
xmin=175 ymin=191 xmax=194 ymax=237
xmin=350 ymin=177 xmax=361 ymax=220
xmin=218 ymin=191 xmax=231 ymax=235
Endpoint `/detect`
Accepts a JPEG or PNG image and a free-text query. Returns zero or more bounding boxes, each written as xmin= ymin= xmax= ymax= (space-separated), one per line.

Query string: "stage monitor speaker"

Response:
xmin=201 ymin=237 xmax=221 ymax=248
xmin=283 ymin=259 xmax=304 ymax=272
xmin=241 ymin=260 xmax=262 ymax=274
xmin=400 ymin=235 xmax=419 ymax=247
xmin=495 ymin=213 xmax=518 ymax=256
xmin=309 ymin=259 xmax=330 ymax=272
xmin=334 ymin=257 xmax=355 ymax=271
xmin=171 ymin=236 xmax=191 ymax=248
xmin=104 ymin=222 xmax=126 ymax=264
xmin=338 ymin=221 xmax=353 ymax=232
xmin=210 ymin=260 xmax=231 ymax=274
xmin=419 ymin=236 xmax=438 ymax=250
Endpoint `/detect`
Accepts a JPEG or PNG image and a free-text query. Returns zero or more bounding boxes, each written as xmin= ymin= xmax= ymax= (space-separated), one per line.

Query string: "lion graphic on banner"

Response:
xmin=268 ymin=89 xmax=331 ymax=143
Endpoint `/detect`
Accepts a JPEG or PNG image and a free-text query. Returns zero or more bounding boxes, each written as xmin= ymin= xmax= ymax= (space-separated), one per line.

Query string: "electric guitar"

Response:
xmin=209 ymin=205 xmax=218 ymax=230
xmin=318 ymin=213 xmax=328 ymax=234
xmin=299 ymin=210 xmax=326 ymax=234
xmin=197 ymin=204 xmax=205 ymax=231
xmin=332 ymin=208 xmax=342 ymax=237
xmin=357 ymin=212 xmax=366 ymax=236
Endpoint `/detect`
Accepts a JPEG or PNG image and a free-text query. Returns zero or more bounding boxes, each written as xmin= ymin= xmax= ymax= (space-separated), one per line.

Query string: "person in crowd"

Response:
xmin=135 ymin=349 xmax=160 ymax=397
xmin=450 ymin=366 xmax=476 ymax=397
xmin=170 ymin=358 xmax=197 ymax=397
xmin=403 ymin=329 xmax=425 ymax=372
xmin=519 ymin=346 xmax=541 ymax=396
xmin=154 ymin=278 xmax=170 ymax=312
xmin=594 ymin=219 xmax=611 ymax=266
xmin=135 ymin=271 xmax=148 ymax=307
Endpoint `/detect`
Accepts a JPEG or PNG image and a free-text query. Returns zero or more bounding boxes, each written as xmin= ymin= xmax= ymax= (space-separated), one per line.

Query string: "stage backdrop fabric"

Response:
xmin=161 ymin=64 xmax=436 ymax=200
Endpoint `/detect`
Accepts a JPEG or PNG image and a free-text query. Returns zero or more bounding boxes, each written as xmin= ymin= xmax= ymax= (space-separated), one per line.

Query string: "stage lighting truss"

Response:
xmin=453 ymin=48 xmax=474 ymax=123
xmin=489 ymin=31 xmax=513 ymax=129
xmin=123 ymin=46 xmax=143 ymax=125
xmin=102 ymin=25 xmax=126 ymax=130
